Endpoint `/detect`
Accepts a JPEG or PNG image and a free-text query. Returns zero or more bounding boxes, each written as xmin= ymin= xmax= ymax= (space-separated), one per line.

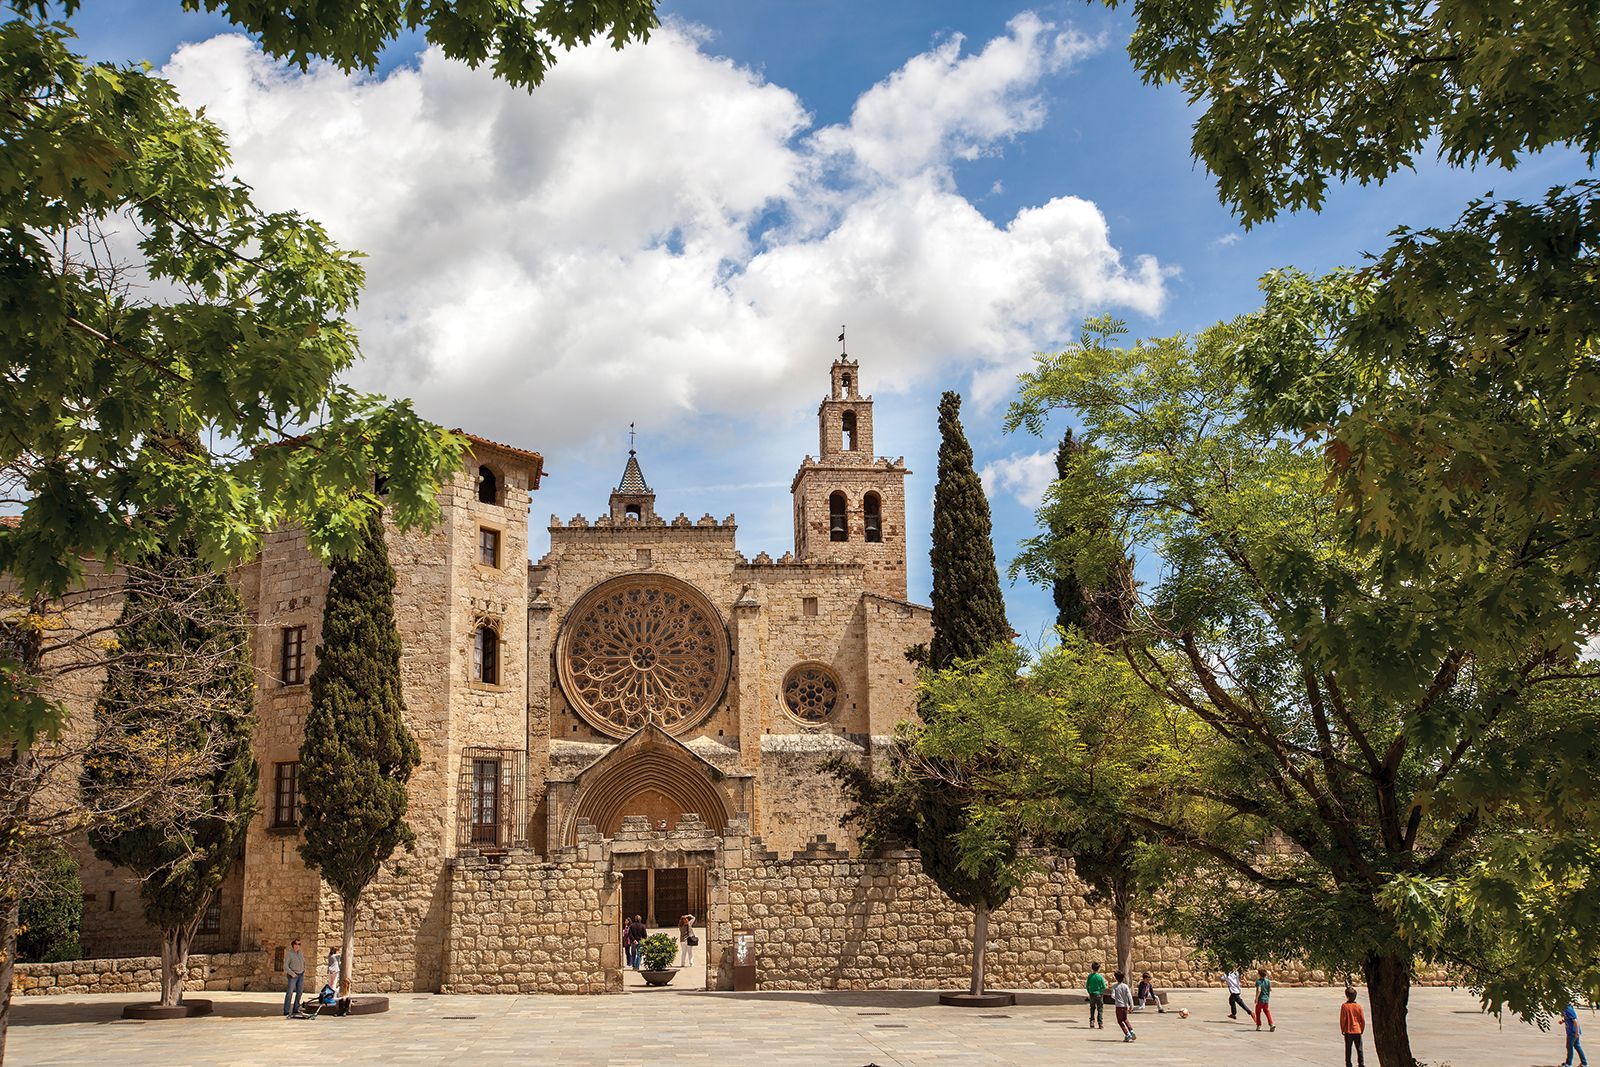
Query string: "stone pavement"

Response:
xmin=8 ymin=985 xmax=1574 ymax=1066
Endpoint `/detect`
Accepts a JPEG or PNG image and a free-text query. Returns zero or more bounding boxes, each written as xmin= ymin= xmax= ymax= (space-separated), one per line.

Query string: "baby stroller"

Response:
xmin=297 ymin=984 xmax=338 ymax=1019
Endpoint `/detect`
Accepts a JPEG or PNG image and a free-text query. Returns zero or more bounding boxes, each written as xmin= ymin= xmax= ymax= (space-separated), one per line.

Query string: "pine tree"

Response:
xmin=929 ymin=392 xmax=1011 ymax=669
xmin=1051 ymin=430 xmax=1090 ymax=635
xmin=922 ymin=391 xmax=1015 ymax=1000
xmin=81 ymin=539 xmax=257 ymax=1008
xmin=299 ymin=511 xmax=420 ymax=997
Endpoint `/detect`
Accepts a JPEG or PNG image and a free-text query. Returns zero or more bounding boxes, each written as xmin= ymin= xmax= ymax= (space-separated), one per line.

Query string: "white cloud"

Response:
xmin=981 ymin=448 xmax=1058 ymax=509
xmin=1212 ymin=233 xmax=1242 ymax=248
xmin=160 ymin=14 xmax=1163 ymax=454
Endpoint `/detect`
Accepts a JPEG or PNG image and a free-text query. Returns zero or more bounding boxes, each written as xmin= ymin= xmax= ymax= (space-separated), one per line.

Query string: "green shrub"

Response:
xmin=639 ymin=932 xmax=679 ymax=971
xmin=17 ymin=844 xmax=83 ymax=963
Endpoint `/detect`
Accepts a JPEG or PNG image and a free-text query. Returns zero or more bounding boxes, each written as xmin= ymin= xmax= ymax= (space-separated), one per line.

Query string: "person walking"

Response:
xmin=1253 ymin=967 xmax=1275 ymax=1031
xmin=283 ymin=938 xmax=306 ymax=1018
xmin=1564 ymin=1002 xmax=1589 ymax=1067
xmin=1339 ymin=987 xmax=1367 ymax=1067
xmin=1111 ymin=970 xmax=1137 ymax=1042
xmin=678 ymin=913 xmax=698 ymax=967
xmin=1086 ymin=962 xmax=1108 ymax=1029
xmin=1136 ymin=971 xmax=1166 ymax=1013
xmin=627 ymin=915 xmax=647 ymax=970
xmin=1224 ymin=969 xmax=1249 ymax=1019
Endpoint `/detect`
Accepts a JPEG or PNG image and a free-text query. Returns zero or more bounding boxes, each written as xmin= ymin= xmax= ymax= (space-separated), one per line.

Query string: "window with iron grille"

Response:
xmin=199 ymin=892 xmax=222 ymax=935
xmin=479 ymin=527 xmax=500 ymax=568
xmin=471 ymin=758 xmax=501 ymax=845
xmin=456 ymin=748 xmax=525 ymax=852
xmin=280 ymin=625 xmax=306 ymax=685
xmin=272 ymin=761 xmax=299 ymax=828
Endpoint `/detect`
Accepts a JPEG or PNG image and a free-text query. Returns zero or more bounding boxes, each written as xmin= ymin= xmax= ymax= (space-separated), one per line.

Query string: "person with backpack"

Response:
xmin=1564 ymin=1002 xmax=1589 ymax=1067
xmin=1111 ymin=970 xmax=1137 ymax=1042
xmin=1254 ymin=967 xmax=1275 ymax=1031
xmin=627 ymin=915 xmax=647 ymax=970
xmin=1339 ymin=986 xmax=1366 ymax=1067
xmin=1086 ymin=962 xmax=1108 ymax=1029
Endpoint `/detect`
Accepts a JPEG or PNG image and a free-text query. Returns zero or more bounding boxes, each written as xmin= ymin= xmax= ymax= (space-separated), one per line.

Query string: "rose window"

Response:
xmin=782 ymin=663 xmax=840 ymax=724
xmin=557 ymin=575 xmax=730 ymax=736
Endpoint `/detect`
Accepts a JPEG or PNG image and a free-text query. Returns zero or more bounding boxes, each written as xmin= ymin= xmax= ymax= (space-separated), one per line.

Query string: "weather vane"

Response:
xmin=628 ymin=422 xmax=636 ymax=452
xmin=838 ymin=325 xmax=846 ymax=355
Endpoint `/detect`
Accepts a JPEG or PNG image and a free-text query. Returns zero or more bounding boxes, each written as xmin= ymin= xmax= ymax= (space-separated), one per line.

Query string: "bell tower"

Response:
xmin=610 ymin=449 xmax=656 ymax=524
xmin=792 ymin=355 xmax=910 ymax=599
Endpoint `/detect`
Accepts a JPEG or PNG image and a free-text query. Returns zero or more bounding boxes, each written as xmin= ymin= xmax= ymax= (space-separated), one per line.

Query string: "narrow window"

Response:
xmin=841 ymin=410 xmax=856 ymax=451
xmin=200 ymin=892 xmax=222 ymax=935
xmin=280 ymin=626 xmax=306 ymax=686
xmin=473 ymin=626 xmax=499 ymax=685
xmin=841 ymin=372 xmax=852 ymax=394
xmin=625 ymin=503 xmax=642 ymax=522
xmin=107 ymin=890 xmax=116 ymax=913
xmin=829 ymin=491 xmax=848 ymax=542
xmin=864 ymin=492 xmax=883 ymax=543
xmin=802 ymin=597 xmax=818 ymax=617
xmin=477 ymin=465 xmax=498 ymax=505
xmin=273 ymin=762 xmax=300 ymax=828
xmin=471 ymin=758 xmax=501 ymax=845
xmin=479 ymin=527 xmax=500 ymax=568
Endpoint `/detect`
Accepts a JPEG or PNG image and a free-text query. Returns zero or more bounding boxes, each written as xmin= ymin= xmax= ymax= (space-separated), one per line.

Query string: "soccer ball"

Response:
xmin=1178 ymin=1008 xmax=1190 ymax=1019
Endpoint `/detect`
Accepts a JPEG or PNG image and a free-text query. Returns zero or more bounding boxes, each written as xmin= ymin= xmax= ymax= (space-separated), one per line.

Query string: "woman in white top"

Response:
xmin=678 ymin=914 xmax=696 ymax=966
xmin=325 ymin=949 xmax=342 ymax=997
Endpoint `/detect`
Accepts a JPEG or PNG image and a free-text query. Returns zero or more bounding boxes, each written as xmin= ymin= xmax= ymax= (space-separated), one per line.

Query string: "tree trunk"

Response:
xmin=1112 ymin=877 xmax=1133 ymax=980
xmin=0 ymin=891 xmax=19 ymax=1064
xmin=1362 ymin=951 xmax=1416 ymax=1067
xmin=969 ymin=902 xmax=989 ymax=996
xmin=340 ymin=896 xmax=358 ymax=999
xmin=159 ymin=918 xmax=200 ymax=1008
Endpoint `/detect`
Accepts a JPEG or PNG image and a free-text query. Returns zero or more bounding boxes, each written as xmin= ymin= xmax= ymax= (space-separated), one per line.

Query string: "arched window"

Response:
xmin=473 ymin=625 xmax=499 ymax=685
xmin=841 ymin=410 xmax=856 ymax=451
xmin=624 ymin=503 xmax=642 ymax=522
xmin=477 ymin=465 xmax=499 ymax=505
xmin=829 ymin=491 xmax=848 ymax=542
xmin=863 ymin=492 xmax=883 ymax=543
xmin=841 ymin=372 xmax=852 ymax=394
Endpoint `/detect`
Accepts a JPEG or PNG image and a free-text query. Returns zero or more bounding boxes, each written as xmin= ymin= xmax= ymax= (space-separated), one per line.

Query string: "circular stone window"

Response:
xmin=556 ymin=573 xmax=730 ymax=737
xmin=782 ymin=663 xmax=841 ymax=724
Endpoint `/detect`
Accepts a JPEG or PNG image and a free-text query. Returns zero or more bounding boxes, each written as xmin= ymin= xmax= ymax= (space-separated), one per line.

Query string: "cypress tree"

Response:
xmin=921 ymin=391 xmax=1014 ymax=1000
xmin=299 ymin=511 xmax=419 ymax=996
xmin=81 ymin=539 xmax=257 ymax=1008
xmin=1051 ymin=430 xmax=1090 ymax=634
xmin=929 ymin=391 xmax=1011 ymax=669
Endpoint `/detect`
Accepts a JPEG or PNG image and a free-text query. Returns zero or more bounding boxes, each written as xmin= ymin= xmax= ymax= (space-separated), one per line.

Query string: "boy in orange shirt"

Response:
xmin=1339 ymin=987 xmax=1367 ymax=1067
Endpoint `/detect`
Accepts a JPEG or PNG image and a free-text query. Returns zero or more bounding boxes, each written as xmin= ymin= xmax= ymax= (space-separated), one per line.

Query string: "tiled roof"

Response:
xmin=616 ymin=451 xmax=651 ymax=494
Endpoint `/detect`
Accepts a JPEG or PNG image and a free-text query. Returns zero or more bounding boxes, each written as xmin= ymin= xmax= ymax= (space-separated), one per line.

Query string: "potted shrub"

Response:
xmin=639 ymin=932 xmax=680 ymax=986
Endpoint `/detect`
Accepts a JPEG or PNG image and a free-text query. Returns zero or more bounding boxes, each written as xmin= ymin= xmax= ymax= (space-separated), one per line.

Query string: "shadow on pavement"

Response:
xmin=11 ymin=995 xmax=283 ymax=1026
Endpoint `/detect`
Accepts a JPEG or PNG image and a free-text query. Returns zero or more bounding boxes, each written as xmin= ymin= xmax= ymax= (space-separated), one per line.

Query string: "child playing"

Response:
xmin=1112 ymin=970 xmax=1137 ymax=1042
xmin=1136 ymin=971 xmax=1165 ymax=1013
xmin=1339 ymin=987 xmax=1366 ymax=1067
xmin=1086 ymin=962 xmax=1108 ymax=1029
xmin=1254 ymin=967 xmax=1275 ymax=1031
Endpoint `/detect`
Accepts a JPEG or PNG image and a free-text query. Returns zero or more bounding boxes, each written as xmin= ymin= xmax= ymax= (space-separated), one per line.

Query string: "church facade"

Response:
xmin=67 ymin=357 xmax=935 ymax=989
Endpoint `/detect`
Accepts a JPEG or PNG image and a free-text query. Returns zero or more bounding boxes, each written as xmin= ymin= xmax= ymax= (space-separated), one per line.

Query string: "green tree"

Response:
xmin=1051 ymin=432 xmax=1089 ymax=635
xmin=929 ymin=392 xmax=1011 ymax=669
xmin=15 ymin=842 xmax=81 ymax=963
xmin=1100 ymin=0 xmax=1600 ymax=719
xmin=80 ymin=538 xmax=257 ymax=1008
xmin=298 ymin=512 xmax=420 ymax=998
xmin=1009 ymin=318 xmax=1600 ymax=1067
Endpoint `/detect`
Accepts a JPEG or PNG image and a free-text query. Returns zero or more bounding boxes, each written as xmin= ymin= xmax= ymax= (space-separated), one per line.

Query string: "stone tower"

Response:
xmin=791 ymin=356 xmax=910 ymax=598
xmin=609 ymin=449 xmax=657 ymax=524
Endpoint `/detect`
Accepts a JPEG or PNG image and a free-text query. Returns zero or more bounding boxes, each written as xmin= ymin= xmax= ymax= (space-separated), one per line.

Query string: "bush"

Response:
xmin=17 ymin=844 xmax=83 ymax=963
xmin=640 ymin=932 xmax=679 ymax=971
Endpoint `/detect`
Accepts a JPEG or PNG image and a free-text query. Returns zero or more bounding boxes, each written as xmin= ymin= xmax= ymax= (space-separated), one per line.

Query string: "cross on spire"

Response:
xmin=838 ymin=325 xmax=847 ymax=356
xmin=628 ymin=422 xmax=636 ymax=453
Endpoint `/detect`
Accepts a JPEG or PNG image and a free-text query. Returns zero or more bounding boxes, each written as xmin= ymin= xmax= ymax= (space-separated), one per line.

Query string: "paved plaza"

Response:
xmin=8 ymin=984 xmax=1571 ymax=1066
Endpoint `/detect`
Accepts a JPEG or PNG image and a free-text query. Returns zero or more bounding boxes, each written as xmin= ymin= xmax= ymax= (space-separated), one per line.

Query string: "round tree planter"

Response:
xmin=938 ymin=991 xmax=1016 ymax=1008
xmin=342 ymin=995 xmax=390 ymax=1015
xmin=640 ymin=969 xmax=678 ymax=987
xmin=123 ymin=999 xmax=214 ymax=1020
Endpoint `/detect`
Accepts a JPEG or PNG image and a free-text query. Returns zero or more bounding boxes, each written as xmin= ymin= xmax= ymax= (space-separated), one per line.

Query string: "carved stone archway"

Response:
xmin=559 ymin=723 xmax=743 ymax=847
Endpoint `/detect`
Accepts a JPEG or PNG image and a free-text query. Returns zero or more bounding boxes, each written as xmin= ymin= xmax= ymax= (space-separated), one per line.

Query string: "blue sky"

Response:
xmin=65 ymin=1 xmax=1591 ymax=643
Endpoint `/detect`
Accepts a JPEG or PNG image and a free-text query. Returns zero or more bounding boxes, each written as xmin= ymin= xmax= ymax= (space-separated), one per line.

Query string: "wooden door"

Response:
xmin=653 ymin=867 xmax=689 ymax=927
xmin=621 ymin=870 xmax=647 ymax=927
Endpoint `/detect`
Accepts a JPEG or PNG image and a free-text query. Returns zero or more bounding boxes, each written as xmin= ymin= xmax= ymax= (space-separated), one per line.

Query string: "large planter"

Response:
xmin=640 ymin=968 xmax=678 ymax=987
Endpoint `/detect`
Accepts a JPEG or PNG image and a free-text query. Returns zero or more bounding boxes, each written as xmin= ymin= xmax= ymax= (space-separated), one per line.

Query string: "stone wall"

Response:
xmin=441 ymin=848 xmax=617 ymax=994
xmin=14 ymin=951 xmax=266 ymax=997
